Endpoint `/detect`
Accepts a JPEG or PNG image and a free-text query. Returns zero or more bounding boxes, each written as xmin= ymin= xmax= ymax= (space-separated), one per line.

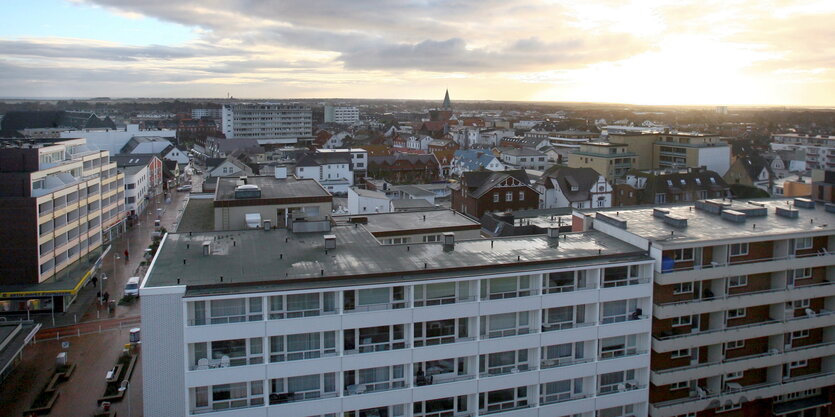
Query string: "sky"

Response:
xmin=0 ymin=0 xmax=834 ymax=106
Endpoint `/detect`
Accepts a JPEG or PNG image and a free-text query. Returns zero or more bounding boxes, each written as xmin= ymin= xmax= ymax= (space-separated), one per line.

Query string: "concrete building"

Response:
xmin=110 ymin=154 xmax=164 ymax=202
xmin=295 ymin=152 xmax=354 ymax=195
xmin=607 ymin=132 xmax=730 ymax=175
xmin=122 ymin=165 xmax=150 ymax=216
xmin=771 ymin=133 xmax=835 ymax=171
xmin=141 ymin=217 xmax=654 ymax=417
xmin=0 ymin=138 xmax=125 ymax=314
xmin=568 ymin=142 xmax=637 ymax=182
xmin=452 ymin=170 xmax=540 ymax=219
xmin=192 ymin=108 xmax=222 ymax=120
xmin=222 ymin=103 xmax=313 ymax=145
xmin=59 ymin=124 xmax=177 ymax=155
xmin=347 ymin=187 xmax=391 ymax=215
xmin=613 ymin=168 xmax=729 ymax=206
xmin=324 ymin=105 xmax=360 ymax=124
xmin=575 ymin=198 xmax=835 ymax=417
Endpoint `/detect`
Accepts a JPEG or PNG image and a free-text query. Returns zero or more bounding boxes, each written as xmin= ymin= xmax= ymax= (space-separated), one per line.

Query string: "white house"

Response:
xmin=206 ymin=157 xmax=254 ymax=178
xmin=295 ymin=152 xmax=354 ymax=194
xmin=537 ymin=167 xmax=612 ymax=209
xmin=122 ymin=165 xmax=150 ymax=216
xmin=452 ymin=149 xmax=505 ymax=177
xmin=407 ymin=135 xmax=434 ymax=152
xmin=59 ymin=124 xmax=177 ymax=155
xmin=498 ymin=147 xmax=549 ymax=171
xmin=120 ymin=136 xmax=190 ymax=164
xmin=347 ymin=187 xmax=391 ymax=214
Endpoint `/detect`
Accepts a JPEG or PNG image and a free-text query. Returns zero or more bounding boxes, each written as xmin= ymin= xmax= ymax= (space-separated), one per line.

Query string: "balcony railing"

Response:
xmin=479 ymin=364 xmax=536 ymax=378
xmin=542 ymin=321 xmax=595 ymax=332
xmin=481 ymin=327 xmax=531 ymax=340
xmin=599 ymin=348 xmax=647 ymax=361
xmin=598 ymin=382 xmax=643 ymax=396
xmin=656 ymin=281 xmax=835 ymax=309
xmin=541 ymin=357 xmax=593 ymax=369
xmin=343 ymin=380 xmax=407 ymax=396
xmin=344 ymin=301 xmax=408 ymax=313
xmin=540 ymin=393 xmax=591 ymax=406
xmin=602 ymin=276 xmax=649 ymax=288
xmin=414 ymin=295 xmax=476 ymax=307
xmin=655 ymin=310 xmax=835 ymax=342
xmin=344 ymin=341 xmax=408 ymax=355
xmin=268 ymin=391 xmax=337 ymax=405
xmin=662 ymin=250 xmax=831 ymax=274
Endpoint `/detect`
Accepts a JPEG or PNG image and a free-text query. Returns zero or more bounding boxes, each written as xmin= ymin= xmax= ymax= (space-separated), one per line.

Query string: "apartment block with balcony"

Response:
xmin=568 ymin=142 xmax=636 ymax=182
xmin=0 ymin=138 xmax=125 ymax=314
xmin=141 ymin=223 xmax=655 ymax=417
xmin=574 ymin=198 xmax=835 ymax=417
xmin=222 ymin=103 xmax=313 ymax=146
xmin=771 ymin=133 xmax=835 ymax=171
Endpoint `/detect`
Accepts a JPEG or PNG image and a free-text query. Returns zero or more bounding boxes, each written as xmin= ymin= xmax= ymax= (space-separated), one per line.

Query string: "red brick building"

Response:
xmin=452 ymin=170 xmax=539 ymax=219
xmin=367 ymin=154 xmax=440 ymax=184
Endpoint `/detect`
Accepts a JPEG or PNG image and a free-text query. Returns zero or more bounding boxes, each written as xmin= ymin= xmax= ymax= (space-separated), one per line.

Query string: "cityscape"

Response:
xmin=1 ymin=1 xmax=835 ymax=417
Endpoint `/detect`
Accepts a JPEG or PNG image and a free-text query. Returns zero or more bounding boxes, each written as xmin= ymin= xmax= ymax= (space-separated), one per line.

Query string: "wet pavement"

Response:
xmin=0 ymin=173 xmax=199 ymax=417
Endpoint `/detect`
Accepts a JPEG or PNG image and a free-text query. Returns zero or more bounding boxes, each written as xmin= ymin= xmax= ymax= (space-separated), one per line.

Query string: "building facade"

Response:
xmin=452 ymin=170 xmax=540 ymax=219
xmin=575 ymin=198 xmax=835 ymax=417
xmin=142 ymin=224 xmax=654 ymax=417
xmin=222 ymin=103 xmax=313 ymax=145
xmin=568 ymin=142 xmax=637 ymax=182
xmin=324 ymin=105 xmax=360 ymax=124
xmin=0 ymin=138 xmax=125 ymax=313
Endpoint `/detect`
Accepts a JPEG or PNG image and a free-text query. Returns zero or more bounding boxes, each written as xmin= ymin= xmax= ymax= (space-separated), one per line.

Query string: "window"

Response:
xmin=727 ymin=308 xmax=746 ymax=319
xmin=480 ymin=312 xmax=530 ymax=338
xmin=789 ymin=360 xmax=807 ymax=369
xmin=673 ymin=282 xmax=693 ymax=294
xmin=599 ymin=369 xmax=636 ymax=394
xmin=518 ymin=191 xmax=524 ymax=201
xmin=725 ymin=340 xmax=745 ymax=350
xmin=725 ymin=371 xmax=743 ymax=381
xmin=671 ymin=316 xmax=692 ymax=327
xmin=728 ymin=275 xmax=747 ymax=288
xmin=795 ymin=237 xmax=813 ymax=251
xmin=670 ymin=381 xmax=689 ymax=391
xmin=505 ymin=191 xmax=513 ymax=202
xmin=730 ymin=243 xmax=748 ymax=256
xmin=344 ymin=325 xmax=405 ymax=353
xmin=793 ymin=268 xmax=812 ymax=279
xmin=655 ymin=193 xmax=666 ymax=204
xmin=268 ymin=292 xmax=336 ymax=319
xmin=479 ymin=386 xmax=529 ymax=413
xmin=672 ymin=248 xmax=694 ymax=261
xmin=414 ymin=281 xmax=470 ymax=306
xmin=792 ymin=330 xmax=810 ymax=339
xmin=269 ymin=331 xmax=336 ymax=362
xmin=718 ymin=402 xmax=741 ymax=412
xmin=481 ymin=276 xmax=531 ymax=299
xmin=671 ymin=349 xmax=690 ymax=359
xmin=422 ymin=235 xmax=441 ymax=243
xmin=493 ymin=193 xmax=499 ymax=202
xmin=792 ymin=299 xmax=810 ymax=309
xmin=599 ymin=334 xmax=637 ymax=359
xmin=479 ymin=349 xmax=530 ymax=375
xmin=601 ymin=299 xmax=639 ymax=324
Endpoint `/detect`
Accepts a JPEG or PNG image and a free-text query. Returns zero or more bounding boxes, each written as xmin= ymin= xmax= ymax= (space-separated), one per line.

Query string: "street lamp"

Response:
xmin=118 ymin=380 xmax=132 ymax=417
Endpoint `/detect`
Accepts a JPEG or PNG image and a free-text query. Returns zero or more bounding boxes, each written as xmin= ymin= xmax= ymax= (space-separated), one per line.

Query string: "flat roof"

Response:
xmin=340 ymin=209 xmax=479 ymax=236
xmin=215 ymin=176 xmax=331 ymax=202
xmin=390 ymin=199 xmax=435 ymax=209
xmin=143 ymin=226 xmax=649 ymax=295
xmin=175 ymin=196 xmax=215 ymax=233
xmin=586 ymin=199 xmax=835 ymax=246
xmin=393 ymin=184 xmax=435 ymax=197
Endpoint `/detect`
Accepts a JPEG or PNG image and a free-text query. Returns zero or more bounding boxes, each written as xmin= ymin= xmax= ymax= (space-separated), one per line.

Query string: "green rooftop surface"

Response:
xmin=143 ymin=226 xmax=648 ymax=295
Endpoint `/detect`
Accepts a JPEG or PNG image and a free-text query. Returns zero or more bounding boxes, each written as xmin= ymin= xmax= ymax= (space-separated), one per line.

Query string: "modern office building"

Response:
xmin=221 ymin=103 xmax=313 ymax=146
xmin=574 ymin=198 xmax=835 ymax=417
xmin=0 ymin=138 xmax=125 ymax=313
xmin=142 ymin=219 xmax=655 ymax=416
xmin=324 ymin=105 xmax=360 ymax=124
xmin=607 ymin=132 xmax=730 ymax=175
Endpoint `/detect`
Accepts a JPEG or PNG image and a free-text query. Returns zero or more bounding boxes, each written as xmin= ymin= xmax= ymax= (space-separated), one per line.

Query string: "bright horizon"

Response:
xmin=1 ymin=0 xmax=834 ymax=107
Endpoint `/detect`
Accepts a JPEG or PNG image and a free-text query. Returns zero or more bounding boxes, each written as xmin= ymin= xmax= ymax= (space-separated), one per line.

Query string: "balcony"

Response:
xmin=540 ymin=392 xmax=591 ymax=406
xmin=479 ymin=364 xmax=537 ymax=378
xmin=653 ymin=281 xmax=835 ymax=319
xmin=651 ymin=341 xmax=835 ymax=386
xmin=651 ymin=371 xmax=835 ymax=417
xmin=343 ymin=380 xmax=407 ymax=396
xmin=654 ymin=310 xmax=835 ymax=352
xmin=541 ymin=357 xmax=593 ymax=369
xmin=657 ymin=251 xmax=835 ymax=285
xmin=268 ymin=391 xmax=337 ymax=405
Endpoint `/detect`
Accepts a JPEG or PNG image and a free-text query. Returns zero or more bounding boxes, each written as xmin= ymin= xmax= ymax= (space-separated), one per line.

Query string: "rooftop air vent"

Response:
xmin=663 ymin=214 xmax=688 ymax=228
xmin=695 ymin=199 xmax=729 ymax=214
xmin=721 ymin=209 xmax=746 ymax=223
xmin=825 ymin=203 xmax=835 ymax=214
xmin=776 ymin=207 xmax=799 ymax=219
xmin=202 ymin=241 xmax=211 ymax=256
xmin=443 ymin=232 xmax=455 ymax=251
xmin=595 ymin=212 xmax=627 ymax=229
xmin=735 ymin=206 xmax=767 ymax=218
xmin=324 ymin=234 xmax=336 ymax=250
xmin=234 ymin=184 xmax=261 ymax=199
xmin=794 ymin=198 xmax=815 ymax=209
xmin=653 ymin=208 xmax=670 ymax=218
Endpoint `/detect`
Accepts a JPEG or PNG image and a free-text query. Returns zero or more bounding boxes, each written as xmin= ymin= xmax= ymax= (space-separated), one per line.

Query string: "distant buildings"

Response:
xmin=607 ymin=131 xmax=730 ymax=175
xmin=724 ymin=155 xmax=774 ymax=193
xmin=367 ymin=154 xmax=440 ymax=184
xmin=568 ymin=142 xmax=637 ymax=182
xmin=0 ymin=138 xmax=125 ymax=313
xmin=613 ymin=168 xmax=729 ymax=206
xmin=191 ymin=108 xmax=222 ymax=120
xmin=324 ymin=105 xmax=360 ymax=124
xmin=451 ymin=149 xmax=505 ymax=176
xmin=221 ymin=103 xmax=313 ymax=145
xmin=771 ymin=133 xmax=835 ymax=172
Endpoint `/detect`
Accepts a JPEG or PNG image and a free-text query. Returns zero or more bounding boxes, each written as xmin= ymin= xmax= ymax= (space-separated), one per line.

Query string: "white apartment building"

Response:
xmin=192 ymin=109 xmax=223 ymax=119
xmin=771 ymin=133 xmax=835 ymax=171
xmin=317 ymin=148 xmax=368 ymax=178
xmin=142 ymin=225 xmax=655 ymax=417
xmin=575 ymin=198 xmax=835 ymax=417
xmin=499 ymin=148 xmax=548 ymax=171
xmin=324 ymin=105 xmax=360 ymax=124
xmin=122 ymin=165 xmax=150 ymax=216
xmin=295 ymin=152 xmax=355 ymax=194
xmin=222 ymin=103 xmax=313 ymax=145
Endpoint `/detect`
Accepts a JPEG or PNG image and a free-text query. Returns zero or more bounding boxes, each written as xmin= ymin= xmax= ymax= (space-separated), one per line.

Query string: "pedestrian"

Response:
xmin=91 ymin=275 xmax=98 ymax=288
xmin=103 ymin=291 xmax=110 ymax=303
xmin=124 ymin=249 xmax=129 ymax=261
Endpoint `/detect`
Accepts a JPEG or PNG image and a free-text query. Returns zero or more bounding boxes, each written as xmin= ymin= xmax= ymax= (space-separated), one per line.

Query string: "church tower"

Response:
xmin=442 ymin=89 xmax=452 ymax=110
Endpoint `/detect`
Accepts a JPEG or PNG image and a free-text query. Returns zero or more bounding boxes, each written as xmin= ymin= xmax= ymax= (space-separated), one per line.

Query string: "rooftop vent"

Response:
xmin=776 ymin=207 xmax=799 ymax=219
xmin=595 ymin=212 xmax=627 ymax=229
xmin=825 ymin=203 xmax=835 ymax=214
xmin=547 ymin=227 xmax=560 ymax=240
xmin=794 ymin=198 xmax=815 ymax=209
xmin=263 ymin=219 xmax=271 ymax=230
xmin=663 ymin=214 xmax=688 ymax=228
xmin=735 ymin=206 xmax=767 ymax=218
xmin=202 ymin=241 xmax=211 ymax=256
xmin=695 ymin=199 xmax=729 ymax=214
xmin=653 ymin=208 xmax=670 ymax=218
xmin=274 ymin=166 xmax=287 ymax=180
xmin=324 ymin=234 xmax=336 ymax=250
xmin=721 ymin=209 xmax=746 ymax=223
xmin=234 ymin=184 xmax=261 ymax=199
xmin=443 ymin=232 xmax=455 ymax=251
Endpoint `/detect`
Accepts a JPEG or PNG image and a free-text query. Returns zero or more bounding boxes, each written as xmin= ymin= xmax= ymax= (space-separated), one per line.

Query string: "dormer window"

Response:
xmin=571 ymin=186 xmax=579 ymax=192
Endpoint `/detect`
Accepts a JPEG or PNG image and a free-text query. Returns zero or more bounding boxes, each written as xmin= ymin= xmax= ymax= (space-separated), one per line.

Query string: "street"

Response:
xmin=0 ymin=175 xmax=196 ymax=417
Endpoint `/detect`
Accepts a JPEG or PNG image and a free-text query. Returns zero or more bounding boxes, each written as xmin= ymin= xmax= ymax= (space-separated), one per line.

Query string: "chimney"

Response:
xmin=547 ymin=227 xmax=559 ymax=239
xmin=324 ymin=234 xmax=336 ymax=250
xmin=442 ymin=232 xmax=455 ymax=251
xmin=263 ymin=220 xmax=271 ymax=230
xmin=202 ymin=241 xmax=211 ymax=256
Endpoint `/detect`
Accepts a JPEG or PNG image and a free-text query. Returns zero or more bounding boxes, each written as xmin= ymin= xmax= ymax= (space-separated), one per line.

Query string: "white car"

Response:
xmin=176 ymin=185 xmax=192 ymax=192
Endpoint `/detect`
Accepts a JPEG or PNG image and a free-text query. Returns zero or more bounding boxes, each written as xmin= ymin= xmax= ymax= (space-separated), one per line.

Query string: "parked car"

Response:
xmin=176 ymin=185 xmax=193 ymax=192
xmin=124 ymin=277 xmax=140 ymax=297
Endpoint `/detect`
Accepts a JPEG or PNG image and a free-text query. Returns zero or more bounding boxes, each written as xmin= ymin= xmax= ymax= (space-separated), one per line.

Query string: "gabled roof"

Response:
xmin=737 ymin=155 xmax=773 ymax=180
xmin=296 ymin=152 xmax=351 ymax=167
xmin=499 ymin=146 xmax=545 ymax=157
xmin=540 ymin=166 xmax=603 ymax=202
xmin=120 ymin=136 xmax=174 ymax=154
xmin=109 ymin=153 xmax=158 ymax=167
xmin=454 ymin=149 xmax=500 ymax=171
xmin=462 ymin=169 xmax=533 ymax=198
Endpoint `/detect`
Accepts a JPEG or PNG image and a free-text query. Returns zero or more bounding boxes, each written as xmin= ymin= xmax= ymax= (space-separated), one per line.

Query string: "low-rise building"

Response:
xmin=568 ymin=142 xmax=636 ymax=182
xmin=295 ymin=152 xmax=354 ymax=195
xmin=498 ymin=147 xmax=549 ymax=171
xmin=451 ymin=149 xmax=505 ymax=176
xmin=537 ymin=167 xmax=612 ymax=209
xmin=347 ymin=187 xmax=391 ymax=215
xmin=452 ymin=170 xmax=539 ymax=219
xmin=613 ymin=168 xmax=729 ymax=206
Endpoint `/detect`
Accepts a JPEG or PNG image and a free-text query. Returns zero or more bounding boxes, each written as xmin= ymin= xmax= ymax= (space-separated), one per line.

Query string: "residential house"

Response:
xmin=500 ymin=136 xmax=551 ymax=150
xmin=451 ymin=149 xmax=505 ymax=176
xmin=204 ymin=156 xmax=255 ymax=192
xmin=120 ymin=136 xmax=189 ymax=164
xmin=347 ymin=187 xmax=391 ymax=215
xmin=367 ymin=154 xmax=440 ymax=184
xmin=568 ymin=142 xmax=636 ymax=181
xmin=451 ymin=170 xmax=539 ymax=218
xmin=536 ymin=166 xmax=612 ymax=209
xmin=110 ymin=154 xmax=164 ymax=197
xmin=426 ymin=139 xmax=459 ymax=153
xmin=432 ymin=149 xmax=455 ymax=178
xmin=497 ymin=147 xmax=549 ymax=171
xmin=295 ymin=152 xmax=353 ymax=194
xmin=724 ymin=155 xmax=774 ymax=193
xmin=613 ymin=168 xmax=729 ymax=206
